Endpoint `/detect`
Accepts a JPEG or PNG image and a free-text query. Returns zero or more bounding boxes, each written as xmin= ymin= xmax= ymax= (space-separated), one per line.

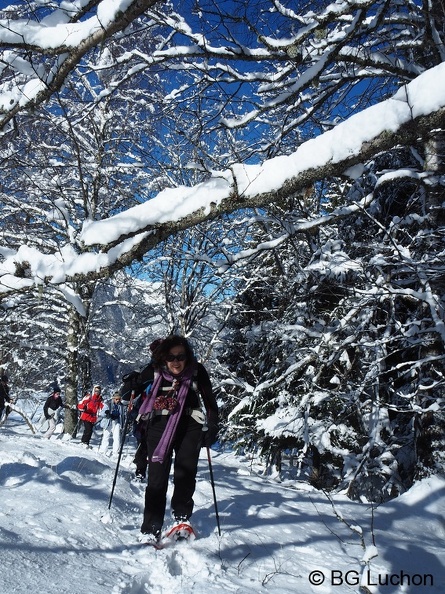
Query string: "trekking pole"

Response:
xmin=70 ymin=413 xmax=82 ymax=439
xmin=108 ymin=390 xmax=135 ymax=510
xmin=206 ymin=446 xmax=221 ymax=536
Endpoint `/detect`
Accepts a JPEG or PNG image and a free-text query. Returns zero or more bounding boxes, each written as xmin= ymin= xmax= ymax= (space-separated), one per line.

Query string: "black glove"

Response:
xmin=202 ymin=422 xmax=219 ymax=448
xmin=105 ymin=410 xmax=110 ymax=417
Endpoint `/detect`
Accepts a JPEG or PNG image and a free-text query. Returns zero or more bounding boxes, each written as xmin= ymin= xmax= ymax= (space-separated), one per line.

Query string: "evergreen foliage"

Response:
xmin=222 ymin=144 xmax=445 ymax=501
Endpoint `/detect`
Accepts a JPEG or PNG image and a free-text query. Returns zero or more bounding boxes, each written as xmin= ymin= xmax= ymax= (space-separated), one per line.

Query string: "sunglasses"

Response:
xmin=165 ymin=353 xmax=187 ymax=362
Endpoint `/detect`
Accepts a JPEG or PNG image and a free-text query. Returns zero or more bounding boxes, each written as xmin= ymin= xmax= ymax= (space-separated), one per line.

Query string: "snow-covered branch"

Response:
xmin=0 ymin=0 xmax=161 ymax=132
xmin=1 ymin=61 xmax=444 ymax=295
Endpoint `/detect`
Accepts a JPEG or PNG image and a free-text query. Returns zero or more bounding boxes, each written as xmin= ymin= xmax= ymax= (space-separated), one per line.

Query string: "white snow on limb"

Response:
xmin=79 ymin=176 xmax=231 ymax=246
xmin=227 ymin=393 xmax=254 ymax=420
xmin=19 ymin=79 xmax=47 ymax=104
xmin=58 ymin=284 xmax=87 ymax=316
xmin=82 ymin=61 xmax=445 ymax=243
xmin=344 ymin=163 xmax=366 ymax=179
xmin=0 ymin=0 xmax=135 ymax=49
xmin=362 ymin=544 xmax=379 ymax=563
xmin=235 ymin=65 xmax=445 ymax=197
xmin=350 ymin=523 xmax=363 ymax=535
xmin=1 ymin=62 xmax=445 ymax=295
xmin=0 ymin=232 xmax=151 ymax=293
xmin=257 ymin=407 xmax=304 ymax=438
xmin=305 ymin=241 xmax=362 ymax=279
xmin=375 ymin=168 xmax=423 ymax=187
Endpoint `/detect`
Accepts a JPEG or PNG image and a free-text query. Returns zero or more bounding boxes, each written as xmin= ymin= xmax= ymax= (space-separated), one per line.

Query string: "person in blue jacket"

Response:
xmin=99 ymin=392 xmax=124 ymax=456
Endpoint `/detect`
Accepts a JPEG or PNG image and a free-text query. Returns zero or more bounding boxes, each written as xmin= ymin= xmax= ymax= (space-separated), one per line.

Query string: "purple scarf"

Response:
xmin=138 ymin=363 xmax=196 ymax=463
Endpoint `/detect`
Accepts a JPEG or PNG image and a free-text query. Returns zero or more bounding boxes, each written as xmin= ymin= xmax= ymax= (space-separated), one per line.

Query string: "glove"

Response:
xmin=202 ymin=422 xmax=219 ymax=448
xmin=105 ymin=410 xmax=110 ymax=417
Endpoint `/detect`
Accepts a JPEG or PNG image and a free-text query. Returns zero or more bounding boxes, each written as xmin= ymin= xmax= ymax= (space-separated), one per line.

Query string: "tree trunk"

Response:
xmin=64 ymin=306 xmax=80 ymax=436
xmin=424 ymin=128 xmax=445 ymax=227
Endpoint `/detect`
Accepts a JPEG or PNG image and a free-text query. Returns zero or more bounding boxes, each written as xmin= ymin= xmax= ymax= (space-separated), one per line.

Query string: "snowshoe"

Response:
xmin=162 ymin=521 xmax=196 ymax=545
xmin=138 ymin=520 xmax=196 ymax=550
xmin=138 ymin=532 xmax=161 ymax=548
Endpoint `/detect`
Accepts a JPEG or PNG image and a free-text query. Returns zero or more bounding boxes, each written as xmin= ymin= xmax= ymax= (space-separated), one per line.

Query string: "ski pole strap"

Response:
xmin=141 ymin=407 xmax=205 ymax=422
xmin=128 ymin=390 xmax=135 ymax=412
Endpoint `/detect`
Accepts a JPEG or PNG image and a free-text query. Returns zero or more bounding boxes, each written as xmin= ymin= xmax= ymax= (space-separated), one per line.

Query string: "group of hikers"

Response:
xmin=10 ymin=334 xmax=219 ymax=546
xmin=41 ymin=383 xmax=124 ymax=456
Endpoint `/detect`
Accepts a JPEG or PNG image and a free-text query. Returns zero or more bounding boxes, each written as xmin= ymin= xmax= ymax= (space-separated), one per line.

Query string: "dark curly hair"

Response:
xmin=151 ymin=335 xmax=195 ymax=369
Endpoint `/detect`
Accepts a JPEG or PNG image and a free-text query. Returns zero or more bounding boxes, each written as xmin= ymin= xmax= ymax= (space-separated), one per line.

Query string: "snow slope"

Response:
xmin=0 ymin=410 xmax=444 ymax=594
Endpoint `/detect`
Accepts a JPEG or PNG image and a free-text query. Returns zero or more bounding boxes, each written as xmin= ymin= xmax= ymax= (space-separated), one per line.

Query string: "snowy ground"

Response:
xmin=0 ymin=407 xmax=444 ymax=594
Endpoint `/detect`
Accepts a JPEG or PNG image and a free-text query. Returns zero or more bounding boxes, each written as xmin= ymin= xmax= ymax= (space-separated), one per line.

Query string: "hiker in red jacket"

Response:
xmin=77 ymin=385 xmax=104 ymax=447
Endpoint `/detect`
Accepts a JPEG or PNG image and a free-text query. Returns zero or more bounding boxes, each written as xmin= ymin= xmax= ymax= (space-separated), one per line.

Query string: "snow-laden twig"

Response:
xmin=316 ymin=490 xmax=380 ymax=593
xmin=0 ymin=401 xmax=38 ymax=433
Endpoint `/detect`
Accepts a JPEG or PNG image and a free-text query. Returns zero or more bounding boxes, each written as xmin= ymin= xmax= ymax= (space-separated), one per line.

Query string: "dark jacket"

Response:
xmin=0 ymin=379 xmax=10 ymax=409
xmin=43 ymin=394 xmax=65 ymax=420
xmin=121 ymin=361 xmax=219 ymax=441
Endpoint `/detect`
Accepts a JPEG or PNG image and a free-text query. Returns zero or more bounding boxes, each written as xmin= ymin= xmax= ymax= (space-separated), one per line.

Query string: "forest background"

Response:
xmin=1 ymin=0 xmax=445 ymax=504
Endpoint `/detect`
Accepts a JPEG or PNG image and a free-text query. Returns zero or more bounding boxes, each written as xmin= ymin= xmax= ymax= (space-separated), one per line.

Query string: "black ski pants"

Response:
xmin=141 ymin=414 xmax=202 ymax=535
xmin=81 ymin=420 xmax=94 ymax=445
